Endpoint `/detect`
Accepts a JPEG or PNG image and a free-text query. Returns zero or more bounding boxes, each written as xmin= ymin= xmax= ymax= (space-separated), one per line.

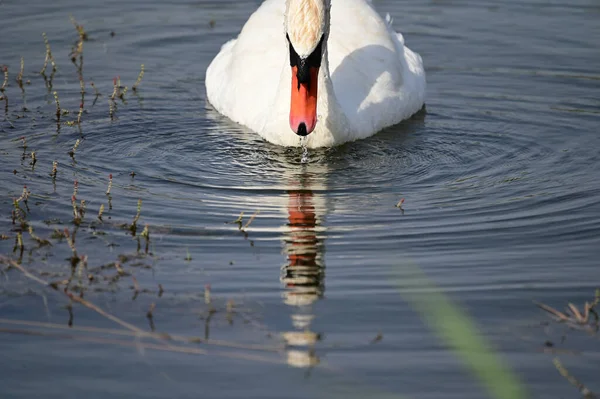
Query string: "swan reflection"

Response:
xmin=280 ymin=180 xmax=327 ymax=368
xmin=203 ymin=104 xmax=330 ymax=368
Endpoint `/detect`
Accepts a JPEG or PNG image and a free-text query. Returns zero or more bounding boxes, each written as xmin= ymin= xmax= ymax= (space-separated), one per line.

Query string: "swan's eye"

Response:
xmin=287 ymin=34 xmax=324 ymax=90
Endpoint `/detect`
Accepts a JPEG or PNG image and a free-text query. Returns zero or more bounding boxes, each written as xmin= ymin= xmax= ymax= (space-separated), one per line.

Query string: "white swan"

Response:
xmin=205 ymin=0 xmax=426 ymax=148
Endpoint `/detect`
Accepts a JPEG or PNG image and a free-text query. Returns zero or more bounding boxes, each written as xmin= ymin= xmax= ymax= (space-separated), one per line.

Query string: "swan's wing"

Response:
xmin=205 ymin=0 xmax=286 ymax=132
xmin=328 ymin=0 xmax=425 ymax=136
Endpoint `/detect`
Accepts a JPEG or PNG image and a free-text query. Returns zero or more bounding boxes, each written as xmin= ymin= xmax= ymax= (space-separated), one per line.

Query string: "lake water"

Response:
xmin=1 ymin=0 xmax=599 ymax=398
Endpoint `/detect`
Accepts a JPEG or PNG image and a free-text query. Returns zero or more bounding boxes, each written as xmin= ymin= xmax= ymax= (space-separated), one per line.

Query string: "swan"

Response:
xmin=205 ymin=0 xmax=426 ymax=148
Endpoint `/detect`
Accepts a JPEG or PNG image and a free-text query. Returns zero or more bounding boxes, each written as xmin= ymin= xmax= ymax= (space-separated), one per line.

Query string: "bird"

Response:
xmin=205 ymin=0 xmax=426 ymax=148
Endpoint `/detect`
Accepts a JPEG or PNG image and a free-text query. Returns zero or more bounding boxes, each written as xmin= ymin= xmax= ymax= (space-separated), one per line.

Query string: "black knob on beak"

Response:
xmin=296 ymin=122 xmax=308 ymax=136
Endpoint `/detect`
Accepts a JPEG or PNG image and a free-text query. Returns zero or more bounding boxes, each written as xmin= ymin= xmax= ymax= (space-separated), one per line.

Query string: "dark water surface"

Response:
xmin=1 ymin=0 xmax=599 ymax=398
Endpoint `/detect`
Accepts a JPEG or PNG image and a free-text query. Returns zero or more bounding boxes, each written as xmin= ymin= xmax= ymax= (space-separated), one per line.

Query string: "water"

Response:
xmin=1 ymin=0 xmax=599 ymax=397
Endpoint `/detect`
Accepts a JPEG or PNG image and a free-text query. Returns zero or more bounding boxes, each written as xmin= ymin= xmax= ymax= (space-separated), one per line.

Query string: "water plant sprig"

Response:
xmin=16 ymin=185 xmax=31 ymax=211
xmin=129 ymin=199 xmax=142 ymax=235
xmin=90 ymin=81 xmax=101 ymax=106
xmin=132 ymin=64 xmax=144 ymax=91
xmin=53 ymin=91 xmax=61 ymax=122
xmin=140 ymin=224 xmax=150 ymax=253
xmin=15 ymin=232 xmax=24 ymax=253
xmin=71 ymin=196 xmax=80 ymax=224
xmin=12 ymin=198 xmax=26 ymax=226
xmin=109 ymin=78 xmax=118 ymax=120
xmin=69 ymin=15 xmax=88 ymax=41
xmin=51 ymin=160 xmax=58 ymax=180
xmin=106 ymin=173 xmax=113 ymax=195
xmin=70 ymin=39 xmax=84 ymax=65
xmin=16 ymin=57 xmax=24 ymax=91
xmin=65 ymin=102 xmax=84 ymax=126
xmin=114 ymin=76 xmax=128 ymax=102
xmin=1 ymin=66 xmax=8 ymax=92
xmin=79 ymin=78 xmax=85 ymax=105
xmin=63 ymin=228 xmax=78 ymax=264
xmin=40 ymin=33 xmax=57 ymax=74
xmin=28 ymin=226 xmax=51 ymax=247
xmin=97 ymin=204 xmax=105 ymax=221
xmin=68 ymin=139 xmax=81 ymax=157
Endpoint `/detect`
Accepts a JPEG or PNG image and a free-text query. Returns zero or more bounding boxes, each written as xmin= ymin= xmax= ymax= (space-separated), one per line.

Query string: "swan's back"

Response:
xmin=206 ymin=0 xmax=286 ymax=130
xmin=328 ymin=0 xmax=425 ymax=137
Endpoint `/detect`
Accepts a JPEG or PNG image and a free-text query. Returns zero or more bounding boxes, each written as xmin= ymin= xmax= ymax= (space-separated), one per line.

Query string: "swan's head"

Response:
xmin=285 ymin=0 xmax=330 ymax=136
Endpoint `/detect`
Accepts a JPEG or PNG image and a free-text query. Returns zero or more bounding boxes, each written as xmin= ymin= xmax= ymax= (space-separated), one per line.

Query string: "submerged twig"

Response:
xmin=0 ymin=256 xmax=49 ymax=286
xmin=0 ymin=326 xmax=284 ymax=364
xmin=0 ymin=258 xmax=284 ymax=361
xmin=553 ymin=357 xmax=597 ymax=398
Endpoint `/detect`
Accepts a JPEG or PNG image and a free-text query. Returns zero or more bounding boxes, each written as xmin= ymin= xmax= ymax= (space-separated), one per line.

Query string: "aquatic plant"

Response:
xmin=16 ymin=57 xmax=24 ymax=91
xmin=1 ymin=66 xmax=8 ymax=92
xmin=535 ymin=290 xmax=599 ymax=332
xmin=109 ymin=78 xmax=118 ymax=119
xmin=68 ymin=139 xmax=81 ymax=157
xmin=132 ymin=64 xmax=145 ymax=91
xmin=50 ymin=160 xmax=58 ymax=180
xmin=53 ymin=91 xmax=61 ymax=122
xmin=97 ymin=204 xmax=105 ymax=221
xmin=90 ymin=81 xmax=100 ymax=105
xmin=129 ymin=199 xmax=142 ymax=235
xmin=105 ymin=173 xmax=113 ymax=195
xmin=40 ymin=33 xmax=57 ymax=74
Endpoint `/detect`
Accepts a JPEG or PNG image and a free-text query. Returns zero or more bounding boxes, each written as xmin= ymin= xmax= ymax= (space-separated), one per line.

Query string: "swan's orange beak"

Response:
xmin=290 ymin=66 xmax=319 ymax=136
